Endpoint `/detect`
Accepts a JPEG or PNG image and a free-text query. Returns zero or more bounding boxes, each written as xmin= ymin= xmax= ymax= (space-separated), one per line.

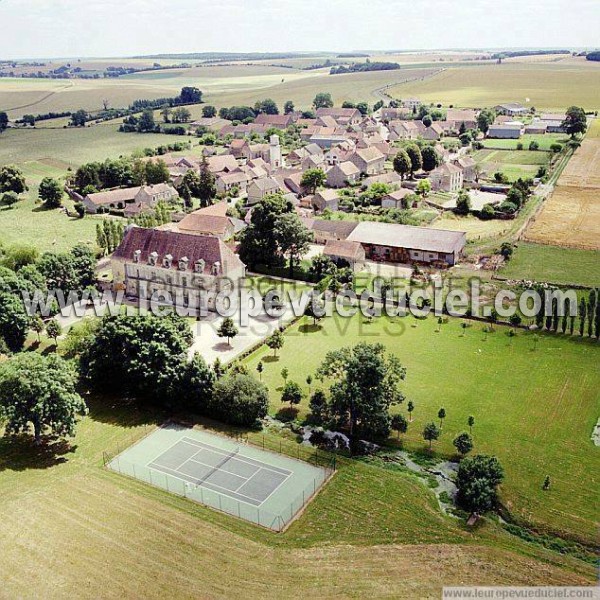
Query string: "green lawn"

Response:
xmin=243 ymin=312 xmax=600 ymax=545
xmin=483 ymin=134 xmax=568 ymax=151
xmin=500 ymin=243 xmax=600 ymax=288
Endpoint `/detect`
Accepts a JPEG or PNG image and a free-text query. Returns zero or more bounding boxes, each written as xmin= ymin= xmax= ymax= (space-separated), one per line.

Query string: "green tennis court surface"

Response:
xmin=107 ymin=424 xmax=333 ymax=531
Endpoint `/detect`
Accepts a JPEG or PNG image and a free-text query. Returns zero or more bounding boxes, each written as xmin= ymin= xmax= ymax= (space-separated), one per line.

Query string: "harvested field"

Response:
xmin=525 ymin=119 xmax=600 ymax=250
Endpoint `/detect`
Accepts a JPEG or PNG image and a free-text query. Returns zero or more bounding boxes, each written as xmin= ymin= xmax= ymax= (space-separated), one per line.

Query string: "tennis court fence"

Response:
xmin=102 ymin=427 xmax=337 ymax=533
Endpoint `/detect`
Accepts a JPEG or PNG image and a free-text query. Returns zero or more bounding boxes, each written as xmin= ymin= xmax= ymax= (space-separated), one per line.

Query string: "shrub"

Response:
xmin=210 ymin=374 xmax=269 ymax=427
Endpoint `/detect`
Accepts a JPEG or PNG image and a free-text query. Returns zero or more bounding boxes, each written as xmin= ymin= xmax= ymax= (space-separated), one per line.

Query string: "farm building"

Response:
xmin=323 ymin=240 xmax=366 ymax=270
xmin=444 ymin=109 xmax=479 ymax=131
xmin=312 ymin=189 xmax=340 ymax=213
xmin=83 ymin=184 xmax=178 ymax=215
xmin=494 ymin=103 xmax=529 ymax=116
xmin=346 ymin=222 xmax=466 ymax=266
xmin=301 ymin=219 xmax=359 ymax=244
xmin=381 ymin=188 xmax=413 ymax=209
xmin=487 ymin=123 xmax=522 ymax=139
xmin=326 ymin=161 xmax=361 ymax=188
xmin=539 ymin=113 xmax=567 ymax=133
xmin=112 ymin=226 xmax=245 ymax=311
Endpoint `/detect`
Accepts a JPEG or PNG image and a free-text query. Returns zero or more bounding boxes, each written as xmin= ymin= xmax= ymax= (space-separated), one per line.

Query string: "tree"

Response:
xmin=172 ymin=107 xmax=191 ymax=123
xmin=391 ymin=414 xmax=408 ymax=439
xmin=477 ymin=108 xmax=496 ymax=134
xmin=179 ymin=86 xmax=202 ymax=104
xmin=407 ymin=400 xmax=415 ymax=421
xmin=267 ymin=329 xmax=284 ymax=357
xmin=210 ymin=374 xmax=268 ymax=427
xmin=1 ymin=191 xmax=19 ymax=208
xmin=422 ymin=114 xmax=432 ymax=127
xmin=0 ymin=165 xmax=27 ymax=195
xmin=405 ymin=144 xmax=422 ymax=175
xmin=438 ymin=407 xmax=446 ymax=428
xmin=456 ymin=455 xmax=504 ymax=515
xmin=306 ymin=374 xmax=313 ymax=395
xmin=455 ymin=189 xmax=471 ymax=215
xmin=254 ymin=99 xmax=279 ymax=115
xmin=453 ymin=432 xmax=474 ymax=456
xmin=31 ymin=315 xmax=45 ymax=342
xmin=275 ymin=212 xmax=313 ymax=277
xmin=281 ymin=367 xmax=289 ymax=383
xmin=415 ymin=179 xmax=431 ymax=197
xmin=313 ymin=93 xmax=333 ymax=109
xmin=281 ymin=380 xmax=304 ymax=408
xmin=256 ymin=361 xmax=264 ymax=381
xmin=562 ymin=106 xmax=587 ymax=137
xmin=304 ymin=294 xmax=325 ymax=326
xmin=70 ymin=109 xmax=88 ymax=127
xmin=0 ymin=353 xmax=87 ymax=444
xmin=202 ymin=105 xmax=217 ymax=118
xmin=197 ymin=157 xmax=216 ymax=207
xmin=217 ymin=317 xmax=238 ymax=347
xmin=421 ymin=146 xmax=441 ymax=172
xmin=315 ymin=343 xmax=407 ymax=447
xmin=45 ymin=319 xmax=62 ymax=345
xmin=468 ymin=415 xmax=475 ymax=434
xmin=145 ymin=159 xmax=170 ymax=185
xmin=0 ymin=111 xmax=8 ymax=133
xmin=38 ymin=177 xmax=63 ymax=208
xmin=423 ymin=422 xmax=441 ymax=449
xmin=137 ymin=109 xmax=156 ymax=133
xmin=300 ymin=168 xmax=326 ymax=195
xmin=393 ymin=149 xmax=411 ymax=180
xmin=160 ymin=105 xmax=172 ymax=123
xmin=283 ymin=100 xmax=295 ymax=114
xmin=0 ymin=292 xmax=30 ymax=352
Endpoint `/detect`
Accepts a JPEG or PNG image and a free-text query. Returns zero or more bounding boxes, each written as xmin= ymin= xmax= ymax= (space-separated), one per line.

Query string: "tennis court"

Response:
xmin=106 ymin=424 xmax=333 ymax=531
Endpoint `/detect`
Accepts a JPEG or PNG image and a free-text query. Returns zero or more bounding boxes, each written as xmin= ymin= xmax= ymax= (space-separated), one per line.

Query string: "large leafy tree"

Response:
xmin=238 ymin=194 xmax=294 ymax=269
xmin=254 ymin=98 xmax=279 ymax=115
xmin=210 ymin=374 xmax=269 ymax=427
xmin=0 ymin=353 xmax=87 ymax=444
xmin=274 ymin=212 xmax=314 ymax=277
xmin=315 ymin=343 xmax=406 ymax=448
xmin=300 ymin=168 xmax=326 ymax=194
xmin=38 ymin=177 xmax=63 ymax=208
xmin=456 ymin=455 xmax=504 ymax=515
xmin=393 ymin=149 xmax=411 ymax=180
xmin=405 ymin=144 xmax=422 ymax=175
xmin=0 ymin=165 xmax=27 ymax=195
xmin=313 ymin=92 xmax=333 ymax=109
xmin=0 ymin=292 xmax=30 ymax=352
xmin=562 ymin=106 xmax=587 ymax=137
xmin=145 ymin=159 xmax=170 ymax=185
xmin=197 ymin=157 xmax=216 ymax=207
xmin=217 ymin=317 xmax=238 ymax=347
xmin=477 ymin=108 xmax=496 ymax=134
xmin=421 ymin=146 xmax=441 ymax=172
xmin=80 ymin=314 xmax=205 ymax=409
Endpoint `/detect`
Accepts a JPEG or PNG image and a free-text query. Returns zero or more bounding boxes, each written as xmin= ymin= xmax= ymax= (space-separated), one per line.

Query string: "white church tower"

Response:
xmin=269 ymin=134 xmax=282 ymax=169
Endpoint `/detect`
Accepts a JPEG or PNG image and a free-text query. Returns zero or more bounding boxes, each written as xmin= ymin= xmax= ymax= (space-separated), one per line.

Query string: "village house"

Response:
xmin=315 ymin=107 xmax=362 ymax=126
xmin=422 ymin=122 xmax=445 ymax=141
xmin=346 ymin=221 xmax=466 ymax=266
xmin=444 ymin=109 xmax=479 ymax=132
xmin=323 ymin=240 xmax=366 ymax=271
xmin=282 ymin=171 xmax=306 ymax=196
xmin=286 ymin=143 xmax=323 ymax=166
xmin=165 ymin=202 xmax=237 ymax=241
xmin=83 ymin=183 xmax=178 ymax=215
xmin=218 ymin=123 xmax=269 ymax=138
xmin=387 ymin=120 xmax=425 ymax=141
xmin=301 ymin=219 xmax=359 ymax=243
xmin=401 ymin=98 xmax=421 ymax=110
xmin=326 ymin=161 xmax=361 ymax=188
xmin=452 ymin=156 xmax=477 ymax=182
xmin=312 ymin=189 xmax=340 ymax=213
xmin=362 ymin=171 xmax=402 ymax=188
xmin=254 ymin=113 xmax=294 ymax=128
xmin=112 ymin=226 xmax=245 ymax=312
xmin=215 ymin=170 xmax=251 ymax=195
xmin=381 ymin=188 xmax=413 ymax=209
xmin=380 ymin=107 xmax=411 ymax=122
xmin=429 ymin=163 xmax=464 ymax=193
xmin=206 ymin=154 xmax=239 ymax=174
xmin=246 ymin=177 xmax=282 ymax=205
xmin=348 ymin=146 xmax=386 ymax=176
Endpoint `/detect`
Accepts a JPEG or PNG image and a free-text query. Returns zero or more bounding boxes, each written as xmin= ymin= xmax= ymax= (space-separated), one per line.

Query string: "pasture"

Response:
xmin=472 ymin=148 xmax=551 ymax=182
xmin=500 ymin=243 xmax=600 ymax=288
xmin=387 ymin=62 xmax=600 ymax=111
xmin=525 ymin=119 xmax=600 ymax=251
xmin=242 ymin=313 xmax=600 ymax=545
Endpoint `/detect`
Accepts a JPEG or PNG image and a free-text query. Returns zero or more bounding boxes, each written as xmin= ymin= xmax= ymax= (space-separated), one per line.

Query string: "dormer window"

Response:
xmin=163 ymin=254 xmax=173 ymax=269
xmin=148 ymin=251 xmax=158 ymax=266
xmin=179 ymin=256 xmax=189 ymax=271
xmin=194 ymin=259 xmax=205 ymax=274
xmin=211 ymin=261 xmax=221 ymax=276
xmin=133 ymin=249 xmax=141 ymax=263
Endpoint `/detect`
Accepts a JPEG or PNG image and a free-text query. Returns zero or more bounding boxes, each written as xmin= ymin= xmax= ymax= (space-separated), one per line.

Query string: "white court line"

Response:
xmin=235 ymin=467 xmax=293 ymax=504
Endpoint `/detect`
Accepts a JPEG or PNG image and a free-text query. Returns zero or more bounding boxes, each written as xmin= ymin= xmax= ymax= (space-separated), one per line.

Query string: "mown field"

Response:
xmin=387 ymin=62 xmax=600 ymax=111
xmin=472 ymin=148 xmax=551 ymax=182
xmin=0 ymin=391 xmax=595 ymax=598
xmin=501 ymin=243 xmax=600 ymax=288
xmin=242 ymin=313 xmax=600 ymax=545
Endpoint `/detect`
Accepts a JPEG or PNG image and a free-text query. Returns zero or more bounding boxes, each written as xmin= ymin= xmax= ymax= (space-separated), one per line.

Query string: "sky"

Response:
xmin=0 ymin=0 xmax=598 ymax=59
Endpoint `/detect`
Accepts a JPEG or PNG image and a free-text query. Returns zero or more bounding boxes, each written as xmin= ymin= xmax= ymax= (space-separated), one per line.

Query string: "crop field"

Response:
xmin=243 ymin=313 xmax=600 ymax=545
xmin=525 ymin=120 xmax=600 ymax=250
xmin=500 ymin=243 xmax=600 ymax=288
xmin=387 ymin=62 xmax=600 ymax=111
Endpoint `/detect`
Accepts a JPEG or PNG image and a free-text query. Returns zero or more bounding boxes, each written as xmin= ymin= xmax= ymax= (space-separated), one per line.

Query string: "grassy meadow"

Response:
xmin=500 ymin=243 xmax=600 ymax=287
xmin=242 ymin=313 xmax=600 ymax=545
